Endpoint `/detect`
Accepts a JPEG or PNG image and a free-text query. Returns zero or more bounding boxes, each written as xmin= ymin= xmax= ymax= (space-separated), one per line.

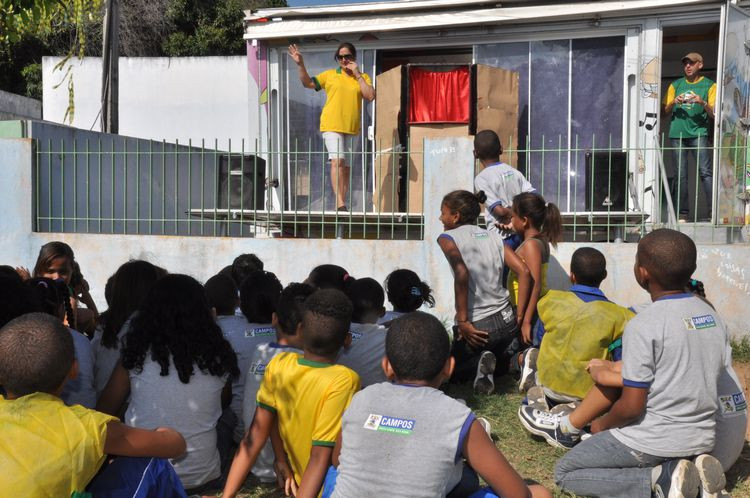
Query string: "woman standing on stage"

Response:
xmin=288 ymin=42 xmax=376 ymax=211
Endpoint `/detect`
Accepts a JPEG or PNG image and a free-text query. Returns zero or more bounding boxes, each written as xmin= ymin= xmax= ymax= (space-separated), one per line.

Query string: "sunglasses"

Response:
xmin=336 ymin=54 xmax=355 ymax=61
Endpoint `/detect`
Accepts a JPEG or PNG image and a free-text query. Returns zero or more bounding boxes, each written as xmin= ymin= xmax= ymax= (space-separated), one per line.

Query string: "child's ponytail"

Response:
xmin=542 ymin=201 xmax=562 ymax=247
xmin=441 ymin=190 xmax=485 ymax=226
xmin=385 ymin=269 xmax=435 ymax=312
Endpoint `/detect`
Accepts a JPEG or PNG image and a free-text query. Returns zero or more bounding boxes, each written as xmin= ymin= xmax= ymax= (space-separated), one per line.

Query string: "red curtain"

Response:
xmin=408 ymin=66 xmax=470 ymax=124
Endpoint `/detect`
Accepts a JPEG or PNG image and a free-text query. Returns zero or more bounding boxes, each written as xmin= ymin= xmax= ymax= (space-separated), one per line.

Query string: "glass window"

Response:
xmin=571 ymin=37 xmax=624 ymax=210
xmin=475 ymin=36 xmax=624 ymax=211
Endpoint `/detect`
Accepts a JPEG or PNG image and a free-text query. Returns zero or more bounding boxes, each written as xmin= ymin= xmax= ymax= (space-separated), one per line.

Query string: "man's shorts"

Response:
xmin=322 ymin=131 xmax=359 ymax=162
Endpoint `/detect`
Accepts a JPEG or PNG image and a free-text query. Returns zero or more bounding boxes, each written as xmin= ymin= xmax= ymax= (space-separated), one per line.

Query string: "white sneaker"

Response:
xmin=473 ymin=351 xmax=496 ymax=395
xmin=694 ymin=454 xmax=726 ymax=498
xmin=518 ymin=347 xmax=539 ymax=393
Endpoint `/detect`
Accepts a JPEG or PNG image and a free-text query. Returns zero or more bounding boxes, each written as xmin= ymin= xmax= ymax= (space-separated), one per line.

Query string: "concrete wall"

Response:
xmin=2 ymin=136 xmax=749 ymax=337
xmin=42 ymin=57 xmax=251 ymax=151
xmin=0 ymin=89 xmax=41 ymax=120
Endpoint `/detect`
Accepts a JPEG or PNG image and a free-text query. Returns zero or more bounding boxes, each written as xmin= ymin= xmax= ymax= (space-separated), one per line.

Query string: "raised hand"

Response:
xmin=288 ymin=44 xmax=304 ymax=66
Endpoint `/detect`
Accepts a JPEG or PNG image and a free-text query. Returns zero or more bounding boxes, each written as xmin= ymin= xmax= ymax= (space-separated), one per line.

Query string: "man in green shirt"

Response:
xmin=663 ymin=52 xmax=716 ymax=221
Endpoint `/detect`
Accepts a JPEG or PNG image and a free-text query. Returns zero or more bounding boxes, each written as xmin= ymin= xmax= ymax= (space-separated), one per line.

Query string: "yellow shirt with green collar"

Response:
xmin=313 ymin=68 xmax=371 ymax=135
xmin=664 ymin=75 xmax=716 ymax=139
xmin=256 ymin=351 xmax=360 ymax=485
xmin=0 ymin=392 xmax=117 ymax=497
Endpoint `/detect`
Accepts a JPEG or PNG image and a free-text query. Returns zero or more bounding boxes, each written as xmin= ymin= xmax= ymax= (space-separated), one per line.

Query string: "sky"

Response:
xmin=287 ymin=0 xmax=398 ymax=6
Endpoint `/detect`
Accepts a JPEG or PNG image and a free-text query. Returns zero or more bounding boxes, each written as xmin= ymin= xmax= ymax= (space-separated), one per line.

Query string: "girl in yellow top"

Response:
xmin=289 ymin=42 xmax=376 ymax=211
xmin=507 ymin=192 xmax=562 ymax=345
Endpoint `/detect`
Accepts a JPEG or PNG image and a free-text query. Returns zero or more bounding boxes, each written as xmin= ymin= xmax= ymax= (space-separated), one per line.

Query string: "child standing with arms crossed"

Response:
xmin=438 ymin=190 xmax=532 ymax=394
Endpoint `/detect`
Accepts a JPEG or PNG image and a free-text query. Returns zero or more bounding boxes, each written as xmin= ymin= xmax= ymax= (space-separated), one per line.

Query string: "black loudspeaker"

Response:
xmin=218 ymin=154 xmax=266 ymax=210
xmin=584 ymin=151 xmax=627 ymax=211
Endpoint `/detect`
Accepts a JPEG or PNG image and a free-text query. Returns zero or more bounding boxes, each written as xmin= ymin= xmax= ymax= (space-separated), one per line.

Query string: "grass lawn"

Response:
xmin=226 ymin=373 xmax=750 ymax=498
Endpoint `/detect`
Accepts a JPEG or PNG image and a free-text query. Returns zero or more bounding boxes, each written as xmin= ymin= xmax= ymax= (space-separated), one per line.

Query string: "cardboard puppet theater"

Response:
xmin=374 ymin=64 xmax=519 ymax=214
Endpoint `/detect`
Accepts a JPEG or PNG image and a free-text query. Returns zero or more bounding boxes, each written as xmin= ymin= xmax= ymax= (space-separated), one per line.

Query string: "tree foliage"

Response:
xmin=0 ymin=0 xmax=286 ymax=100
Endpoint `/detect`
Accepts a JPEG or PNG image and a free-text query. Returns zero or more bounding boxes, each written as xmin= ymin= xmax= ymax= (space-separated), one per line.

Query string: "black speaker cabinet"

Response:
xmin=218 ymin=154 xmax=266 ymax=210
xmin=584 ymin=151 xmax=627 ymax=211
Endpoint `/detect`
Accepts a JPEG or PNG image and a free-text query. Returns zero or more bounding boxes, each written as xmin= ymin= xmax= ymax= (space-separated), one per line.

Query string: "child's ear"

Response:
xmin=344 ymin=331 xmax=352 ymax=348
xmin=54 ymin=359 xmax=79 ymax=396
xmin=381 ymin=357 xmax=397 ymax=381
xmin=210 ymin=307 xmax=217 ymax=320
xmin=379 ymin=306 xmax=386 ymax=318
xmin=271 ymin=312 xmax=279 ymax=328
xmin=569 ymin=272 xmax=577 ymax=285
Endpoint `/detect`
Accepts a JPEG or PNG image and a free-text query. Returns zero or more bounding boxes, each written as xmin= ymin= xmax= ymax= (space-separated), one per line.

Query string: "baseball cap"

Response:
xmin=682 ymin=52 xmax=703 ymax=63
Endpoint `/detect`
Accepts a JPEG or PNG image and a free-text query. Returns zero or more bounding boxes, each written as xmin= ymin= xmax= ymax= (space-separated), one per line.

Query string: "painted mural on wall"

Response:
xmin=718 ymin=6 xmax=750 ymax=225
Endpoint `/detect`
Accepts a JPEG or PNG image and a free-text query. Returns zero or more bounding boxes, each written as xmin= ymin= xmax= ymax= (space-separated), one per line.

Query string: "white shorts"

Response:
xmin=322 ymin=131 xmax=359 ymax=162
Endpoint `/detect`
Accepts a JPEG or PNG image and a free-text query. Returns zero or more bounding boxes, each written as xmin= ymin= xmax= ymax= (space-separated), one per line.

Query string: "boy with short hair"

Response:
xmin=339 ymin=277 xmax=388 ymax=387
xmin=329 ymin=312 xmax=550 ymax=498
xmin=240 ymin=282 xmax=313 ymax=482
xmin=473 ymin=129 xmax=535 ymax=233
xmin=223 ymin=289 xmax=360 ymax=498
xmin=517 ymin=247 xmax=634 ymax=399
xmin=0 ymin=312 xmax=187 ymax=496
xmin=552 ymin=229 xmax=729 ymax=498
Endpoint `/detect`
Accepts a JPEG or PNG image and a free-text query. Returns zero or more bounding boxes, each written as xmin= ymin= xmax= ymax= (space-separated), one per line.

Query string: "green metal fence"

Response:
xmin=31 ymin=135 xmax=749 ymax=242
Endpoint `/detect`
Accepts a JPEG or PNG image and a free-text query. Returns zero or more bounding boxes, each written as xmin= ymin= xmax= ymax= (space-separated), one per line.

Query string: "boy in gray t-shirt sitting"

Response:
xmin=328 ymin=312 xmax=551 ymax=498
xmin=554 ymin=229 xmax=729 ymax=498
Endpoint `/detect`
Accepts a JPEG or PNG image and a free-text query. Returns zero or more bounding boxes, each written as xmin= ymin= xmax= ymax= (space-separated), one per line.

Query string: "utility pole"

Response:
xmin=101 ymin=0 xmax=119 ymax=134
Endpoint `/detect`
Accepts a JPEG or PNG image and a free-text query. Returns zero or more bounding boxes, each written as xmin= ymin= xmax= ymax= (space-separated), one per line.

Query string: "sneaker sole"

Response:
xmin=473 ymin=352 xmax=496 ymax=395
xmin=516 ymin=407 xmax=570 ymax=450
xmin=669 ymin=460 xmax=701 ymax=498
xmin=695 ymin=454 xmax=726 ymax=494
xmin=518 ymin=348 xmax=538 ymax=393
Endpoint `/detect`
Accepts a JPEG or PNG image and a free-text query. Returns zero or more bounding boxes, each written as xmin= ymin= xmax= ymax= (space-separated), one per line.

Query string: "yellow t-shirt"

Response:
xmin=537 ymin=290 xmax=634 ymax=399
xmin=257 ymin=352 xmax=360 ymax=484
xmin=313 ymin=68 xmax=371 ymax=135
xmin=0 ymin=392 xmax=117 ymax=497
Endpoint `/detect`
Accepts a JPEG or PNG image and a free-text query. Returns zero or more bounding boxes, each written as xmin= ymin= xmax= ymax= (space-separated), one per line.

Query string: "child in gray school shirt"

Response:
xmin=555 ymin=229 xmax=729 ymax=498
xmin=330 ymin=312 xmax=549 ymax=498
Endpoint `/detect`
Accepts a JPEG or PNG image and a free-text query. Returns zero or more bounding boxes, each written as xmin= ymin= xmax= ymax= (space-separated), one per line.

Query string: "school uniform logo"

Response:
xmin=363 ymin=414 xmax=415 ymax=435
xmin=719 ymin=392 xmax=747 ymax=414
xmin=682 ymin=314 xmax=716 ymax=330
xmin=350 ymin=330 xmax=363 ymax=342
xmin=245 ymin=326 xmax=275 ymax=338
xmin=472 ymin=231 xmax=488 ymax=239
xmin=249 ymin=361 xmax=268 ymax=376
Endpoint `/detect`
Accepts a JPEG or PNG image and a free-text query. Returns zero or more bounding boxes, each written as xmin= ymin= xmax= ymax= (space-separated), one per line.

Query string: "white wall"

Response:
xmin=42 ymin=56 xmax=251 ymax=151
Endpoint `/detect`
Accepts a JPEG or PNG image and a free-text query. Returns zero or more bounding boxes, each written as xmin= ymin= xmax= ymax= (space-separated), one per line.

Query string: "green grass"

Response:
xmin=732 ymin=337 xmax=750 ymax=363
xmin=221 ymin=374 xmax=750 ymax=497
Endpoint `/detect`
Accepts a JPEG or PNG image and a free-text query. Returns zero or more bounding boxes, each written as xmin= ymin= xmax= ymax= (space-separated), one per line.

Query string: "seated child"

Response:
xmin=97 ymin=274 xmax=240 ymax=494
xmin=28 ymin=277 xmax=97 ymax=408
xmin=0 ymin=312 xmax=187 ymax=496
xmin=472 ymin=130 xmax=535 ymax=234
xmin=92 ymin=260 xmax=165 ymax=396
xmin=329 ymin=312 xmax=551 ymax=498
xmin=305 ymin=264 xmax=351 ymax=291
xmin=378 ymin=268 xmax=435 ymax=325
xmin=339 ymin=277 xmax=388 ymax=387
xmin=519 ymin=247 xmax=634 ymax=399
xmin=520 ymin=278 xmax=743 ymax=498
xmin=527 ymin=229 xmax=729 ymax=498
xmin=223 ymin=289 xmax=360 ymax=498
xmin=208 ymin=271 xmax=282 ymax=446
xmin=241 ymin=282 xmax=313 ymax=482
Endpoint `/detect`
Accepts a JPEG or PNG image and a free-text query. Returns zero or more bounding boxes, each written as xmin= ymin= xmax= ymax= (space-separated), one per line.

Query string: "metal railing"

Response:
xmin=31 ymin=135 xmax=749 ymax=242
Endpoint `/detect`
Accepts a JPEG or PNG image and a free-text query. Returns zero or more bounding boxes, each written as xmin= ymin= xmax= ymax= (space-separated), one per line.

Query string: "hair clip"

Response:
xmin=343 ymin=273 xmax=350 ymax=281
xmin=544 ymin=202 xmax=549 ymax=207
xmin=410 ymin=286 xmax=422 ymax=296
